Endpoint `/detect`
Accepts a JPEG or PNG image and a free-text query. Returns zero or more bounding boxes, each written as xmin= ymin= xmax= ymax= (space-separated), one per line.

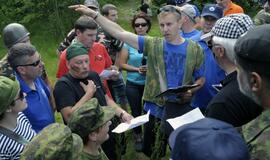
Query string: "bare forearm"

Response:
xmin=69 ymin=5 xmax=139 ymax=49
xmin=106 ymin=95 xmax=125 ymax=117
xmin=191 ymin=77 xmax=205 ymax=94
xmin=120 ymin=63 xmax=139 ymax=72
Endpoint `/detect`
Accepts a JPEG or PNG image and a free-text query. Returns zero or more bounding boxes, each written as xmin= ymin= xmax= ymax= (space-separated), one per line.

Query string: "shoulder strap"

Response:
xmin=247 ymin=124 xmax=270 ymax=145
xmin=0 ymin=126 xmax=29 ymax=145
xmin=60 ymin=75 xmax=82 ymax=98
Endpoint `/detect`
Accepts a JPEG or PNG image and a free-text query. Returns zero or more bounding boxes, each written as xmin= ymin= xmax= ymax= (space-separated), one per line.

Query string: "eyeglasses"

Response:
xmin=158 ymin=5 xmax=181 ymax=16
xmin=16 ymin=59 xmax=41 ymax=67
xmin=14 ymin=91 xmax=25 ymax=102
xmin=134 ymin=23 xmax=148 ymax=28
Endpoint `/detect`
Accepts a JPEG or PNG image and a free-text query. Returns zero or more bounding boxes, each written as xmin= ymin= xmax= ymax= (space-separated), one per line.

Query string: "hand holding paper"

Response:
xmin=112 ymin=111 xmax=150 ymax=133
xmin=99 ymin=69 xmax=119 ymax=80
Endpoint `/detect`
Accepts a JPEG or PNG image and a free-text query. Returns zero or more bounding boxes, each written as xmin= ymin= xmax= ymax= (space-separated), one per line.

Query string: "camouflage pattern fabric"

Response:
xmin=68 ymin=98 xmax=115 ymax=138
xmin=142 ymin=36 xmax=204 ymax=106
xmin=0 ymin=55 xmax=15 ymax=79
xmin=57 ymin=29 xmax=76 ymax=54
xmin=243 ymin=110 xmax=270 ymax=160
xmin=254 ymin=10 xmax=270 ymax=25
xmin=20 ymin=123 xmax=83 ymax=160
xmin=97 ymin=27 xmax=123 ymax=63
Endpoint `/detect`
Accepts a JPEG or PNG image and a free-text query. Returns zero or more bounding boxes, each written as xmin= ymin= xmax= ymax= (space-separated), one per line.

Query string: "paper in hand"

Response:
xmin=99 ymin=69 xmax=119 ymax=79
xmin=166 ymin=108 xmax=205 ymax=130
xmin=112 ymin=111 xmax=150 ymax=134
xmin=155 ymin=84 xmax=200 ymax=98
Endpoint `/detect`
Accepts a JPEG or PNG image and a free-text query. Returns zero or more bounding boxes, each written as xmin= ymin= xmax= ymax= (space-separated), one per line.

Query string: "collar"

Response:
xmin=221 ymin=71 xmax=237 ymax=86
xmin=15 ymin=72 xmax=34 ymax=93
xmin=224 ymin=1 xmax=233 ymax=13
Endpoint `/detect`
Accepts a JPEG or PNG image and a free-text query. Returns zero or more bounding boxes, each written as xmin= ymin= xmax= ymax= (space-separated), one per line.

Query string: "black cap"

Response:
xmin=235 ymin=24 xmax=270 ymax=75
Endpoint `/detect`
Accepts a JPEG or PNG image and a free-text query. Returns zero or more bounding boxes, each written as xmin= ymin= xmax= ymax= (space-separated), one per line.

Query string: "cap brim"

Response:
xmin=201 ymin=13 xmax=220 ymax=19
xmin=100 ymin=106 xmax=115 ymax=125
xmin=200 ymin=32 xmax=213 ymax=40
xmin=72 ymin=134 xmax=83 ymax=159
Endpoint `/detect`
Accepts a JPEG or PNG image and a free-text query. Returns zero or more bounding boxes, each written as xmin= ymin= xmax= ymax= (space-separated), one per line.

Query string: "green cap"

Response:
xmin=68 ymin=98 xmax=115 ymax=138
xmin=254 ymin=10 xmax=270 ymax=25
xmin=66 ymin=42 xmax=88 ymax=61
xmin=20 ymin=123 xmax=83 ymax=160
xmin=0 ymin=76 xmax=19 ymax=114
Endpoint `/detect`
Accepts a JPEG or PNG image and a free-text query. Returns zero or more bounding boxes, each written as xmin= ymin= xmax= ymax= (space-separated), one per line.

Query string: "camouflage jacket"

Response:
xmin=0 ymin=54 xmax=15 ymax=79
xmin=142 ymin=37 xmax=204 ymax=106
xmin=254 ymin=10 xmax=270 ymax=26
xmin=243 ymin=109 xmax=270 ymax=160
xmin=57 ymin=29 xmax=76 ymax=54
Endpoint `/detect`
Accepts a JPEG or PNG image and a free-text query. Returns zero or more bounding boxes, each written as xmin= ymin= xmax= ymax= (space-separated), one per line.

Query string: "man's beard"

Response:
xmin=239 ymin=81 xmax=261 ymax=106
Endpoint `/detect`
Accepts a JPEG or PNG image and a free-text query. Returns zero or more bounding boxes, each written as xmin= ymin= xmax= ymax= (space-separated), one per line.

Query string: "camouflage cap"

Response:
xmin=0 ymin=76 xmax=19 ymax=114
xmin=66 ymin=42 xmax=88 ymax=61
xmin=254 ymin=10 xmax=270 ymax=25
xmin=68 ymin=98 xmax=115 ymax=138
xmin=20 ymin=123 xmax=83 ymax=160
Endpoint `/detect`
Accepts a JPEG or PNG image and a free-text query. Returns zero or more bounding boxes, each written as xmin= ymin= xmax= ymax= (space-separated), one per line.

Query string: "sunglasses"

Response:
xmin=14 ymin=91 xmax=25 ymax=102
xmin=16 ymin=59 xmax=41 ymax=67
xmin=158 ymin=5 xmax=181 ymax=16
xmin=134 ymin=23 xmax=148 ymax=28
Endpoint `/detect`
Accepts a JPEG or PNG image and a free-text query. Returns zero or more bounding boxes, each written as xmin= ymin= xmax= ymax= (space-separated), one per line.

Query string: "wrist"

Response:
xmin=119 ymin=110 xmax=126 ymax=120
xmin=93 ymin=11 xmax=99 ymax=20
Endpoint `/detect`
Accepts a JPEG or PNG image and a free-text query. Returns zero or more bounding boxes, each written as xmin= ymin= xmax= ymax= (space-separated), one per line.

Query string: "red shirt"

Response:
xmin=56 ymin=42 xmax=113 ymax=97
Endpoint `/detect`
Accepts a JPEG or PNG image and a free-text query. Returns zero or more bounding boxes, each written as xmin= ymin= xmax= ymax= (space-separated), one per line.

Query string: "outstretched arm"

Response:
xmin=69 ymin=5 xmax=139 ymax=50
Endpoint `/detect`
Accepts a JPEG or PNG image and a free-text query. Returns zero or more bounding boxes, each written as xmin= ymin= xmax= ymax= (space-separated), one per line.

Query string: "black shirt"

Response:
xmin=53 ymin=72 xmax=107 ymax=113
xmin=206 ymin=71 xmax=263 ymax=127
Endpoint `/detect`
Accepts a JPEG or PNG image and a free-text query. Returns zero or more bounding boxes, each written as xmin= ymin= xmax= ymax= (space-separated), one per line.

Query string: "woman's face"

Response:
xmin=134 ymin=18 xmax=149 ymax=35
xmin=11 ymin=90 xmax=27 ymax=113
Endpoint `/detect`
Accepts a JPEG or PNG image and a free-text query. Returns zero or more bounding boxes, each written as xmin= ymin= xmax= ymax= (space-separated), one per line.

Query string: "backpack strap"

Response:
xmin=0 ymin=126 xmax=29 ymax=145
xmin=60 ymin=75 xmax=82 ymax=99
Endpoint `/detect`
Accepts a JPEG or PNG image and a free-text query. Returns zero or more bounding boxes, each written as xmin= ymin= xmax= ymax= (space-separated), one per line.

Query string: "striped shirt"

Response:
xmin=0 ymin=112 xmax=36 ymax=160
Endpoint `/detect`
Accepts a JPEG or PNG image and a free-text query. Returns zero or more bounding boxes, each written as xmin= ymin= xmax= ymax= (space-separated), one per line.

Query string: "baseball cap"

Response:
xmin=201 ymin=4 xmax=223 ymax=19
xmin=68 ymin=98 xmax=115 ymax=138
xmin=211 ymin=14 xmax=253 ymax=39
xmin=180 ymin=4 xmax=196 ymax=24
xmin=169 ymin=118 xmax=250 ymax=160
xmin=235 ymin=24 xmax=270 ymax=76
xmin=84 ymin=0 xmax=99 ymax=9
xmin=20 ymin=123 xmax=83 ymax=160
xmin=167 ymin=0 xmax=191 ymax=6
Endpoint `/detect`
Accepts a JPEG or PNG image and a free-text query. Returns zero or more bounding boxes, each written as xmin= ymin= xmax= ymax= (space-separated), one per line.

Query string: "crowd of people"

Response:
xmin=0 ymin=0 xmax=270 ymax=159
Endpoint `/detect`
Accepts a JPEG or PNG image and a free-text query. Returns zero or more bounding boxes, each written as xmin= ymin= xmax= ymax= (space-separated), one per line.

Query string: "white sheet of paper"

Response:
xmin=112 ymin=111 xmax=150 ymax=133
xmin=166 ymin=108 xmax=205 ymax=130
xmin=99 ymin=69 xmax=119 ymax=79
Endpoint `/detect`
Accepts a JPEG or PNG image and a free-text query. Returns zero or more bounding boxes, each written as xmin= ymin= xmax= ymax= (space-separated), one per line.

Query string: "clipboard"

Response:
xmin=155 ymin=84 xmax=200 ymax=98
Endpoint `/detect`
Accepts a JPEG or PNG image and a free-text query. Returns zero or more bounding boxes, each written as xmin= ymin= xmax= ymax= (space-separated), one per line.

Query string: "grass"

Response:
xmin=0 ymin=0 xmax=167 ymax=159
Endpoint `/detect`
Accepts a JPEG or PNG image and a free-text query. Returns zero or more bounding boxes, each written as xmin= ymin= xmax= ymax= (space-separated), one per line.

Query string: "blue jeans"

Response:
xmin=126 ymin=80 xmax=144 ymax=134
